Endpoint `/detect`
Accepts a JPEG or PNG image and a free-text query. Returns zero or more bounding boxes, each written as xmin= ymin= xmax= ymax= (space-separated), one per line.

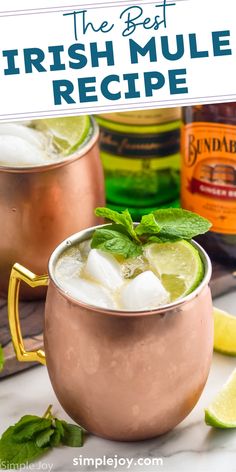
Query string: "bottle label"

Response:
xmin=181 ymin=122 xmax=236 ymax=234
xmin=99 ymin=126 xmax=180 ymax=158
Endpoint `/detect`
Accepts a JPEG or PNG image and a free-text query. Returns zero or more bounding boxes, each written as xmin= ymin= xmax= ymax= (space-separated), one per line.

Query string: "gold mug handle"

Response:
xmin=8 ymin=263 xmax=49 ymax=366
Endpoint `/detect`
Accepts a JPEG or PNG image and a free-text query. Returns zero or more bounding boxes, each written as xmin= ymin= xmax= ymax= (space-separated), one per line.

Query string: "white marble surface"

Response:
xmin=1 ymin=291 xmax=236 ymax=472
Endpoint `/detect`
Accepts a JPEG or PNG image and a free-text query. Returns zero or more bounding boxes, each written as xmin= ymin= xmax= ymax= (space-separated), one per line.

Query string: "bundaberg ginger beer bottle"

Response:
xmin=181 ymin=103 xmax=236 ymax=263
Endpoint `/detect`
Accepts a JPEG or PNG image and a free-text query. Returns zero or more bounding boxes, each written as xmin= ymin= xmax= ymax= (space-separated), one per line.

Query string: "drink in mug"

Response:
xmin=0 ymin=116 xmax=104 ymax=299
xmin=8 ymin=208 xmax=213 ymax=440
xmin=0 ymin=117 xmax=91 ymax=167
xmin=54 ymin=207 xmax=212 ymax=311
xmin=55 ymin=236 xmax=203 ymax=311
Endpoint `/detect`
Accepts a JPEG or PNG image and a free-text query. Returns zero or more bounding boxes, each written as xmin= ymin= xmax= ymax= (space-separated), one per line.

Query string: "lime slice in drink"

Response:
xmin=205 ymin=369 xmax=236 ymax=428
xmin=145 ymin=240 xmax=204 ymax=301
xmin=36 ymin=116 xmax=91 ymax=155
xmin=213 ymin=307 xmax=236 ymax=355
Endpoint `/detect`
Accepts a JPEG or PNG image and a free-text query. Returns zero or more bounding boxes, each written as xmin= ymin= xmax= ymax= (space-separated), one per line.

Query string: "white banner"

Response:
xmin=0 ymin=0 xmax=235 ymax=120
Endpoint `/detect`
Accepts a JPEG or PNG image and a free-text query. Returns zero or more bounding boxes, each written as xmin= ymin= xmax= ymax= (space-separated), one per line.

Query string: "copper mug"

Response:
xmin=8 ymin=226 xmax=213 ymax=441
xmin=0 ymin=118 xmax=104 ymax=299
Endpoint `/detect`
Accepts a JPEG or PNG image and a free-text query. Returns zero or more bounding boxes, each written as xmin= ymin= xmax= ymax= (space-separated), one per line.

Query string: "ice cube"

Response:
xmin=120 ymin=270 xmax=170 ymax=311
xmin=62 ymin=277 xmax=116 ymax=309
xmin=0 ymin=123 xmax=46 ymax=148
xmin=121 ymin=255 xmax=149 ymax=279
xmin=0 ymin=135 xmax=47 ymax=166
xmin=55 ymin=255 xmax=83 ymax=280
xmin=78 ymin=239 xmax=91 ymax=260
xmin=84 ymin=249 xmax=123 ymax=290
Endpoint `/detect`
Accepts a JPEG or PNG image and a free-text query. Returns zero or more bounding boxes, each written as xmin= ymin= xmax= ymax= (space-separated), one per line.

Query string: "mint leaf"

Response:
xmin=135 ymin=214 xmax=161 ymax=236
xmin=0 ymin=426 xmax=47 ymax=467
xmin=35 ymin=428 xmax=54 ymax=448
xmin=11 ymin=416 xmax=52 ymax=442
xmin=60 ymin=422 xmax=84 ymax=447
xmin=48 ymin=419 xmax=65 ymax=447
xmin=50 ymin=429 xmax=61 ymax=447
xmin=91 ymin=228 xmax=142 ymax=258
xmin=146 ymin=234 xmax=181 ymax=244
xmin=54 ymin=418 xmax=65 ymax=437
xmin=49 ymin=419 xmax=64 ymax=447
xmin=95 ymin=207 xmax=140 ymax=242
xmin=153 ymin=209 xmax=212 ymax=240
xmin=0 ymin=345 xmax=4 ymax=371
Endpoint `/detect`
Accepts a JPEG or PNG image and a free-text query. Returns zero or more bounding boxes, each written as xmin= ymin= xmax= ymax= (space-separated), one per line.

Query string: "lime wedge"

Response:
xmin=213 ymin=307 xmax=236 ymax=355
xmin=205 ymin=369 xmax=236 ymax=428
xmin=37 ymin=116 xmax=91 ymax=155
xmin=144 ymin=240 xmax=204 ymax=301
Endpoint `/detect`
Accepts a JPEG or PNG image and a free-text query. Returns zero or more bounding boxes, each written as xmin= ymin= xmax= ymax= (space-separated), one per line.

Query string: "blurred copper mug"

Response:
xmin=0 ymin=118 xmax=104 ymax=299
xmin=8 ymin=226 xmax=213 ymax=441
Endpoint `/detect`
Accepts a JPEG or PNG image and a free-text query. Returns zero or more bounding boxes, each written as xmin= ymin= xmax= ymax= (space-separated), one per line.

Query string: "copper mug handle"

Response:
xmin=8 ymin=263 xmax=49 ymax=366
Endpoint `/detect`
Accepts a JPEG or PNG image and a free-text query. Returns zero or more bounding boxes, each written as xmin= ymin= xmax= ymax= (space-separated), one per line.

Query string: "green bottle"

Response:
xmin=96 ymin=109 xmax=181 ymax=220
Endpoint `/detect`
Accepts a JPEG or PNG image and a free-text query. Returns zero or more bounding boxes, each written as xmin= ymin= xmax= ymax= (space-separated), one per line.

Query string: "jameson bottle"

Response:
xmin=96 ymin=108 xmax=181 ymax=220
xmin=181 ymin=103 xmax=236 ymax=263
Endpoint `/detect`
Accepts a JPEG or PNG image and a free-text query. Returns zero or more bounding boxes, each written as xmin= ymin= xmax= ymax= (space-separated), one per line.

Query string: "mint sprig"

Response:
xmin=92 ymin=207 xmax=211 ymax=259
xmin=0 ymin=405 xmax=84 ymax=468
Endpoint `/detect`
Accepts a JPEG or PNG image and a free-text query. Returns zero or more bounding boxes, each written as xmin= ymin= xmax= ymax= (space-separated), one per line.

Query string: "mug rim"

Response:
xmin=47 ymin=224 xmax=212 ymax=317
xmin=0 ymin=117 xmax=99 ymax=174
